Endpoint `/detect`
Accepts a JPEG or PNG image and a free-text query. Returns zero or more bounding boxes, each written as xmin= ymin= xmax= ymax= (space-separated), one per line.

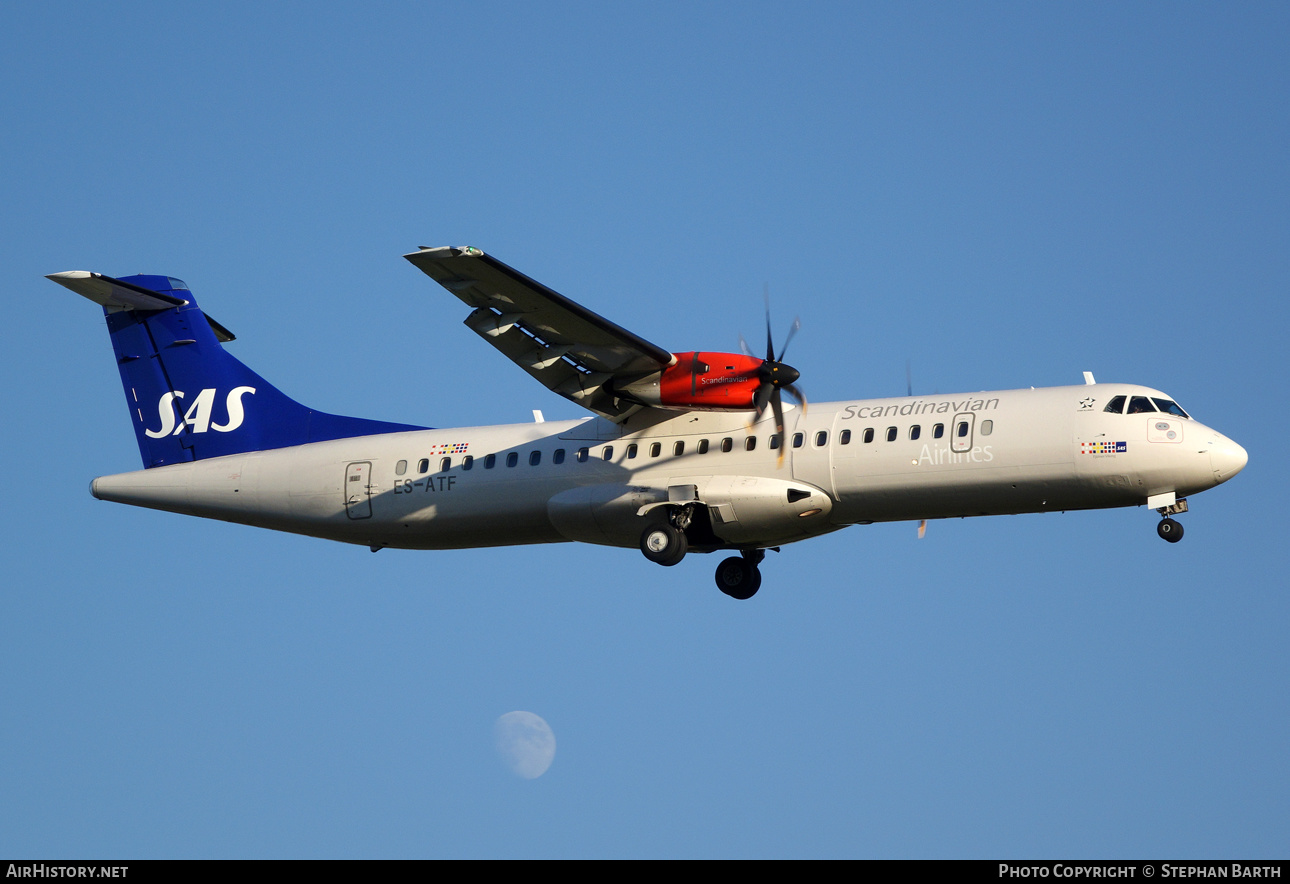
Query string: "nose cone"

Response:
xmin=763 ymin=361 xmax=800 ymax=386
xmin=1211 ymin=437 xmax=1248 ymax=484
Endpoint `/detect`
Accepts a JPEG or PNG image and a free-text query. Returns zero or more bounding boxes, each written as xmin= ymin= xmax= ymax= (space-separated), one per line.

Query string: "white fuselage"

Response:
xmin=89 ymin=383 xmax=1247 ymax=552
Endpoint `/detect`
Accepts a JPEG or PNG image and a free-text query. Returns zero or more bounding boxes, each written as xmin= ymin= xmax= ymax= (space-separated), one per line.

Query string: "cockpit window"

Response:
xmin=1104 ymin=395 xmax=1126 ymax=414
xmin=1152 ymin=398 xmax=1190 ymax=419
xmin=1127 ymin=396 xmax=1157 ymax=414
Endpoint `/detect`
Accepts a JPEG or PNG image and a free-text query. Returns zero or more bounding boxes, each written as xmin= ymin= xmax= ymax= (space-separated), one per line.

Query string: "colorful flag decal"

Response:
xmin=425 ymin=442 xmax=470 ymax=455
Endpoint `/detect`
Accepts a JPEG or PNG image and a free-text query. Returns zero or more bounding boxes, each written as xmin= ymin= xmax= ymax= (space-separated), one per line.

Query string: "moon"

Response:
xmin=494 ymin=711 xmax=556 ymax=779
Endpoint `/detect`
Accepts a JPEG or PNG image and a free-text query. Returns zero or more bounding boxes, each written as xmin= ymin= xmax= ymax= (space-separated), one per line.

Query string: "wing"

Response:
xmin=404 ymin=246 xmax=675 ymax=421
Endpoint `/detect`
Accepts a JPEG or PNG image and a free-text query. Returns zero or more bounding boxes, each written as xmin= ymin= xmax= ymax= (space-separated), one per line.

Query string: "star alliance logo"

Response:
xmin=1078 ymin=397 xmax=1095 ymax=410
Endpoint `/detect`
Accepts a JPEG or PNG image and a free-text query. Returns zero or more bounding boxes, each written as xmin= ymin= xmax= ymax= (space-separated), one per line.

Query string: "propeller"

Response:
xmin=746 ymin=290 xmax=806 ymax=465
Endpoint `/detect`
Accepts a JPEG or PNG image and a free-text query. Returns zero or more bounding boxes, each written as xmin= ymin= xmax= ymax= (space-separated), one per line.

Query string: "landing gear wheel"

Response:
xmin=715 ymin=556 xmax=762 ymax=600
xmin=640 ymin=524 xmax=688 ymax=566
xmin=1157 ymin=518 xmax=1184 ymax=543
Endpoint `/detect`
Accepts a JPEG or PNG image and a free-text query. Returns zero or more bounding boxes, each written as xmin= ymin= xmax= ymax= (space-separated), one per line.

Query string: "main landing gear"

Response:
xmin=640 ymin=522 xmax=688 ymax=566
xmin=1155 ymin=497 xmax=1188 ymax=544
xmin=638 ymin=508 xmax=766 ymax=600
xmin=715 ymin=549 xmax=764 ymax=600
xmin=640 ymin=502 xmax=694 ymax=567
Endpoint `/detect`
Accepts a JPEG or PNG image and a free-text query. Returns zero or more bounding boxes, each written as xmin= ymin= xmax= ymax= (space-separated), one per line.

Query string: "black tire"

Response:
xmin=640 ymin=524 xmax=688 ymax=566
xmin=715 ymin=556 xmax=762 ymax=599
xmin=1157 ymin=518 xmax=1184 ymax=543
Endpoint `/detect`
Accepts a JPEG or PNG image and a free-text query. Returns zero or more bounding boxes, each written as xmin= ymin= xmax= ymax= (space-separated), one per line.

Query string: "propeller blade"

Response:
xmin=691 ymin=351 xmax=700 ymax=396
xmin=762 ymin=284 xmax=777 ymax=362
xmin=777 ymin=317 xmax=801 ymax=363
xmin=782 ymin=383 xmax=807 ymax=413
xmin=746 ymin=381 xmax=772 ymax=431
xmin=771 ymin=389 xmax=786 ymax=468
xmin=745 ymin=288 xmax=806 ymax=446
xmin=918 ymin=519 xmax=927 ymax=539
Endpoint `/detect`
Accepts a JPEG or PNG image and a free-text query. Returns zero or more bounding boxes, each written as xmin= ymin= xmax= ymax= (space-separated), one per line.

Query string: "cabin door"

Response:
xmin=950 ymin=413 xmax=975 ymax=454
xmin=344 ymin=461 xmax=373 ymax=519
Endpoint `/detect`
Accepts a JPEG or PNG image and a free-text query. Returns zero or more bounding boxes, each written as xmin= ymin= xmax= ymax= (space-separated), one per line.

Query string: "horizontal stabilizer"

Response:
xmin=47 ymin=270 xmax=188 ymax=311
xmin=48 ymin=271 xmax=235 ymax=341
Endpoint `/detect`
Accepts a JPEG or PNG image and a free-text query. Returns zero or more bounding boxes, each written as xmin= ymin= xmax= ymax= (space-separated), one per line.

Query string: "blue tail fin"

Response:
xmin=50 ymin=271 xmax=427 ymax=468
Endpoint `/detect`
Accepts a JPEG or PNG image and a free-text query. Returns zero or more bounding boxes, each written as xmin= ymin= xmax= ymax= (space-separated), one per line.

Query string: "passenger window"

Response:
xmin=793 ymin=433 xmax=805 ymax=448
xmin=576 ymin=447 xmax=589 ymax=463
xmin=863 ymin=428 xmax=874 ymax=443
xmin=552 ymin=449 xmax=565 ymax=464
xmin=673 ymin=441 xmax=684 ymax=456
xmin=440 ymin=457 xmax=451 ymax=471
xmin=529 ymin=451 xmax=541 ymax=466
xmin=650 ymin=442 xmax=662 ymax=457
xmin=1104 ymin=395 xmax=1126 ymax=414
xmin=721 ymin=437 xmax=733 ymax=453
xmin=886 ymin=427 xmax=897 ymax=442
xmin=462 ymin=455 xmax=474 ymax=471
xmin=745 ymin=436 xmax=757 ymax=451
xmin=840 ymin=429 xmax=851 ymax=445
xmin=418 ymin=458 xmax=429 ymax=474
xmin=815 ymin=430 xmax=828 ymax=447
xmin=980 ymin=420 xmax=993 ymax=436
xmin=768 ymin=435 xmax=780 ymax=450
xmin=909 ymin=425 xmax=920 ymax=441
xmin=626 ymin=443 xmax=638 ymax=459
xmin=697 ymin=439 xmax=709 ymax=454
xmin=933 ymin=423 xmax=944 ymax=439
xmin=1128 ymin=396 xmax=1157 ymax=414
xmin=956 ymin=421 xmax=969 ymax=438
xmin=1152 ymin=398 xmax=1190 ymax=419
xmin=506 ymin=452 xmax=519 ymax=467
xmin=395 ymin=460 xmax=407 ymax=476
xmin=602 ymin=446 xmax=613 ymax=460
xmin=484 ymin=454 xmax=496 ymax=469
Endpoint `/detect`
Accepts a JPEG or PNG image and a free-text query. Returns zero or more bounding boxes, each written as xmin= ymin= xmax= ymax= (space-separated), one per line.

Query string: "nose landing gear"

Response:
xmin=1155 ymin=497 xmax=1188 ymax=543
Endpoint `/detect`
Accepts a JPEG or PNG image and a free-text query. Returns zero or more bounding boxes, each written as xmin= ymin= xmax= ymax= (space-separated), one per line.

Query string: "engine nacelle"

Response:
xmin=615 ymin=352 xmax=763 ymax=411
xmin=547 ymin=475 xmax=833 ymax=550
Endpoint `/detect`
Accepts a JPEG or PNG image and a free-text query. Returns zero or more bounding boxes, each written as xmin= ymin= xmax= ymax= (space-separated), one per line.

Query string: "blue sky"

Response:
xmin=2 ymin=2 xmax=1287 ymax=858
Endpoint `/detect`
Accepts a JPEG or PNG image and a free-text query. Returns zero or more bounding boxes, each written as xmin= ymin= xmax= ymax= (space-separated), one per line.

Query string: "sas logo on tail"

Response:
xmin=144 ymin=387 xmax=256 ymax=438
